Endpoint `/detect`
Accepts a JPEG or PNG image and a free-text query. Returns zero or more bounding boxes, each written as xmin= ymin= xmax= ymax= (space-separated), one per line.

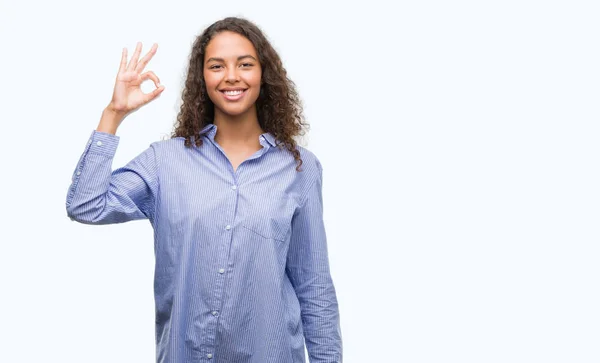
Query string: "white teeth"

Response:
xmin=224 ymin=90 xmax=244 ymax=95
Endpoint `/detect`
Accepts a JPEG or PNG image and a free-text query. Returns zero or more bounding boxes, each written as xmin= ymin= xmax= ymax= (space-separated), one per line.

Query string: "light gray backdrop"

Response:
xmin=0 ymin=0 xmax=598 ymax=362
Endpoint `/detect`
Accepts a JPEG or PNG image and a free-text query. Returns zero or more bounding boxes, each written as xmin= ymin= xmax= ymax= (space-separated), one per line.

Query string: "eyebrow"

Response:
xmin=205 ymin=55 xmax=257 ymax=64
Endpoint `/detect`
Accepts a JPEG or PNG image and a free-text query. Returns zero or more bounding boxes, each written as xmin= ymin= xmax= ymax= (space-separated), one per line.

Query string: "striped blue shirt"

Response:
xmin=65 ymin=123 xmax=342 ymax=363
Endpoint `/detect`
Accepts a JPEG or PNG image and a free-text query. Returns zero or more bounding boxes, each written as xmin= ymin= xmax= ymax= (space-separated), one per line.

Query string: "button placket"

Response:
xmin=204 ymin=174 xmax=237 ymax=356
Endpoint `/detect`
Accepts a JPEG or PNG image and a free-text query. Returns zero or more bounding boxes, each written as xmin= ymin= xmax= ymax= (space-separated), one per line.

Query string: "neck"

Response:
xmin=213 ymin=106 xmax=264 ymax=148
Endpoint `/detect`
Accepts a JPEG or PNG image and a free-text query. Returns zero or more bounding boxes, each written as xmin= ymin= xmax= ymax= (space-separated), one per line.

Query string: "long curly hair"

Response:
xmin=170 ymin=16 xmax=309 ymax=171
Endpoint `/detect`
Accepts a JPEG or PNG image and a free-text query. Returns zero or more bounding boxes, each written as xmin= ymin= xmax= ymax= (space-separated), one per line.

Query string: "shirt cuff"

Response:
xmin=87 ymin=130 xmax=120 ymax=157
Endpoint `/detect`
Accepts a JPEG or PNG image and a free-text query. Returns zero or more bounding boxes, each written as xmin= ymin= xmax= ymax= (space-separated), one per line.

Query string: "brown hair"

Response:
xmin=170 ymin=16 xmax=308 ymax=171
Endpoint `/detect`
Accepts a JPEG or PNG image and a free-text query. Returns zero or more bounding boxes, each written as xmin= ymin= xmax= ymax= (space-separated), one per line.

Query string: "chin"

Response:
xmin=217 ymin=100 xmax=258 ymax=116
xmin=217 ymin=106 xmax=253 ymax=117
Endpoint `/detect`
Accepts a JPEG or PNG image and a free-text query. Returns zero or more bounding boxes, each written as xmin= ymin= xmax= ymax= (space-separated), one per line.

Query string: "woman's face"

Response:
xmin=203 ymin=31 xmax=262 ymax=119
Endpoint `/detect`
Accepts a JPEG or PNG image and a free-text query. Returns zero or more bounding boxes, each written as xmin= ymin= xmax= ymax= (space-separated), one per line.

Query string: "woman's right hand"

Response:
xmin=107 ymin=42 xmax=165 ymax=118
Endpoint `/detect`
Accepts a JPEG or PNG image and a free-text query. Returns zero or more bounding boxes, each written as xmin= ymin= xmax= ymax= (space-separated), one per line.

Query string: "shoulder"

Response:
xmin=293 ymin=144 xmax=323 ymax=176
xmin=149 ymin=136 xmax=186 ymax=150
xmin=143 ymin=137 xmax=201 ymax=171
xmin=289 ymin=144 xmax=324 ymax=204
xmin=148 ymin=136 xmax=201 ymax=157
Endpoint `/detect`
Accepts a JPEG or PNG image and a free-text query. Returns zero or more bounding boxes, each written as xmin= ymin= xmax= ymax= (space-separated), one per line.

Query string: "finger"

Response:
xmin=118 ymin=47 xmax=128 ymax=73
xmin=127 ymin=42 xmax=142 ymax=72
xmin=140 ymin=71 xmax=160 ymax=88
xmin=135 ymin=43 xmax=158 ymax=73
xmin=144 ymin=85 xmax=165 ymax=103
xmin=116 ymin=71 xmax=139 ymax=83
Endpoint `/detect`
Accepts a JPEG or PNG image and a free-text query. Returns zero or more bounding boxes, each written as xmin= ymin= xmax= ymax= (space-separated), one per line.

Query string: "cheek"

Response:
xmin=203 ymin=70 xmax=220 ymax=86
xmin=251 ymin=72 xmax=262 ymax=87
xmin=241 ymin=69 xmax=261 ymax=88
xmin=203 ymin=77 xmax=220 ymax=101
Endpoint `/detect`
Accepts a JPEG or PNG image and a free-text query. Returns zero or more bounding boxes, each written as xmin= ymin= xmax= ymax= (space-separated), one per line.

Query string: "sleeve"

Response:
xmin=65 ymin=130 xmax=159 ymax=225
xmin=285 ymin=160 xmax=343 ymax=363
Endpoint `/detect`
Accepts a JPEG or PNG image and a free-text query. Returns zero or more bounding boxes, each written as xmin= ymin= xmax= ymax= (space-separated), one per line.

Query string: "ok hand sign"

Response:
xmin=108 ymin=42 xmax=165 ymax=117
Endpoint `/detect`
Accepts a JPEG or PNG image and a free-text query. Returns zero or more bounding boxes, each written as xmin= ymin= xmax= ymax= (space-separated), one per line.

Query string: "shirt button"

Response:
xmin=96 ymin=141 xmax=103 ymax=146
xmin=218 ymin=268 xmax=225 ymax=274
xmin=225 ymin=225 xmax=231 ymax=230
xmin=212 ymin=311 xmax=218 ymax=316
xmin=76 ymin=171 xmax=81 ymax=175
xmin=88 ymin=139 xmax=92 ymax=145
xmin=231 ymin=185 xmax=237 ymax=190
xmin=207 ymin=353 xmax=213 ymax=359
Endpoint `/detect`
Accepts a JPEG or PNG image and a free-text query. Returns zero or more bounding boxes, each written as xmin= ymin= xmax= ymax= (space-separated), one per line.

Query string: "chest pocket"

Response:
xmin=241 ymin=194 xmax=297 ymax=242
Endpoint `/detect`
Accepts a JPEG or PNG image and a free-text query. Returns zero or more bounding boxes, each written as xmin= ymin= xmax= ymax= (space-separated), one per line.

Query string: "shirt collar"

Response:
xmin=200 ymin=123 xmax=277 ymax=148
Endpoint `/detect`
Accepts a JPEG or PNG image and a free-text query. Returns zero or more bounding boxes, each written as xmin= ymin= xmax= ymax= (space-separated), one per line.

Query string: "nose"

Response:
xmin=225 ymin=66 xmax=239 ymax=83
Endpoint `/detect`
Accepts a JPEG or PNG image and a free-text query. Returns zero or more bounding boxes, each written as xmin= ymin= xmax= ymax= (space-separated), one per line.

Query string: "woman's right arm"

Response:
xmin=65 ymin=124 xmax=159 ymax=224
xmin=66 ymin=42 xmax=165 ymax=225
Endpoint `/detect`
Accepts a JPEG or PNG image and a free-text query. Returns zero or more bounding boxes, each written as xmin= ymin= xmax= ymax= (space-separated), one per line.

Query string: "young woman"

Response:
xmin=66 ymin=17 xmax=342 ymax=363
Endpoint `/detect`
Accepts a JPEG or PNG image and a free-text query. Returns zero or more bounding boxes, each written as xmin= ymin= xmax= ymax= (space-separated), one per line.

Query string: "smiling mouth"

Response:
xmin=220 ymin=89 xmax=247 ymax=101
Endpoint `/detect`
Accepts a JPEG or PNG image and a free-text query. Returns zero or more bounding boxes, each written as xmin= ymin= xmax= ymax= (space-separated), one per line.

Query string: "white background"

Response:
xmin=1 ymin=0 xmax=599 ymax=362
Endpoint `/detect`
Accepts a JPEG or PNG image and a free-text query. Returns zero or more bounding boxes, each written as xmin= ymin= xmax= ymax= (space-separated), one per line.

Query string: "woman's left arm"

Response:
xmin=285 ymin=160 xmax=343 ymax=363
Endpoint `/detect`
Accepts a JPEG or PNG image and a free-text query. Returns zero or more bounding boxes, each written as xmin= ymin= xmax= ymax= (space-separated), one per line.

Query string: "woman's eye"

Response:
xmin=209 ymin=64 xmax=252 ymax=69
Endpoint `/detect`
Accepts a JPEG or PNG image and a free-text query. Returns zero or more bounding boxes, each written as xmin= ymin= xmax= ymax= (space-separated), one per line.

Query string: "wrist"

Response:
xmin=105 ymin=103 xmax=128 ymax=119
xmin=97 ymin=106 xmax=125 ymax=135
